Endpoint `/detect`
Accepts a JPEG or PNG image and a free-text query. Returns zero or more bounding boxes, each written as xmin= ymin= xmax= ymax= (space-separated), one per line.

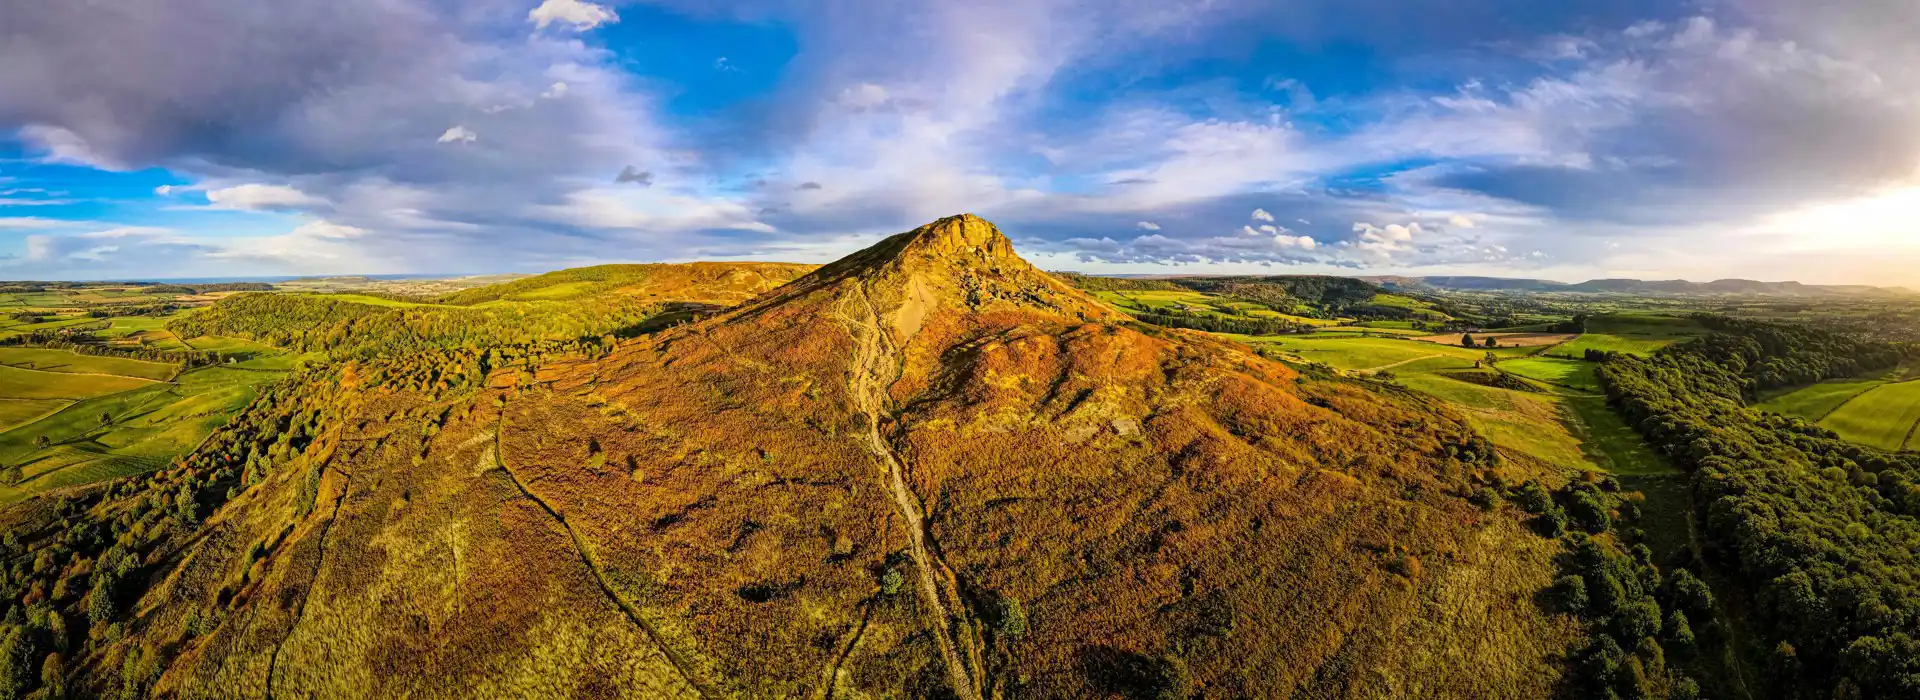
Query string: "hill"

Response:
xmin=37 ymin=215 xmax=1577 ymax=698
xmin=1408 ymin=276 xmax=1914 ymax=297
xmin=437 ymin=262 xmax=816 ymax=305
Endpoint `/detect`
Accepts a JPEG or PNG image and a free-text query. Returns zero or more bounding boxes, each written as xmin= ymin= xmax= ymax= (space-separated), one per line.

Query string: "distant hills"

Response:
xmin=1367 ymin=276 xmax=1915 ymax=297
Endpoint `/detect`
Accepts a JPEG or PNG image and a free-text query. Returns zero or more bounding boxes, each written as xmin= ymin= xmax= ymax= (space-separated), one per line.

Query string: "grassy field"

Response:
xmin=0 ymin=365 xmax=159 ymax=400
xmin=1233 ymin=335 xmax=1537 ymax=371
xmin=0 ymin=365 xmax=281 ymax=502
xmin=1819 ymin=381 xmax=1920 ymax=451
xmin=0 ymin=399 xmax=69 ymax=433
xmin=1499 ymin=357 xmax=1601 ymax=392
xmin=1545 ymin=314 xmax=1706 ymax=359
xmin=0 ymin=347 xmax=179 ymax=381
xmin=1754 ymin=378 xmax=1888 ymax=420
xmin=1222 ymin=332 xmax=1670 ymax=477
xmin=1390 ymin=358 xmax=1598 ymax=469
xmin=1564 ymin=396 xmax=1670 ymax=475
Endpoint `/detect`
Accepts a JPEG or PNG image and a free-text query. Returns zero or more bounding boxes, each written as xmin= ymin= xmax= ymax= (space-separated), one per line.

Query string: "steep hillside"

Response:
xmin=34 ymin=216 xmax=1576 ymax=699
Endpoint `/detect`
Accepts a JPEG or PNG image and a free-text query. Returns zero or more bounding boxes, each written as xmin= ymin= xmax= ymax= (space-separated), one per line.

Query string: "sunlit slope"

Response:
xmin=108 ymin=216 xmax=1575 ymax=699
xmin=437 ymin=261 xmax=817 ymax=305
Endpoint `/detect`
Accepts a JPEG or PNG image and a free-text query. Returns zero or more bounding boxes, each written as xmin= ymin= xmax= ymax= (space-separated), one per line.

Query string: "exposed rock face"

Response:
xmin=116 ymin=215 xmax=1574 ymax=700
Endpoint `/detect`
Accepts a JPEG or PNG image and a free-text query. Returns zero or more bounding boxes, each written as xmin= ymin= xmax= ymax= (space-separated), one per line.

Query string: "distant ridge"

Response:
xmin=1362 ymin=275 xmax=1915 ymax=297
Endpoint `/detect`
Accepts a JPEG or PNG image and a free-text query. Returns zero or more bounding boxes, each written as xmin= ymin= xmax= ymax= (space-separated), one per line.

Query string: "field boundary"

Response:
xmin=1819 ymin=383 xmax=1887 ymax=423
xmin=0 ymin=363 xmax=170 ymax=384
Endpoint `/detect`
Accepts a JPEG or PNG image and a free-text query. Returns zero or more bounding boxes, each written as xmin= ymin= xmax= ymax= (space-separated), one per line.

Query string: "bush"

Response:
xmin=0 ymin=625 xmax=41 ymax=700
xmin=993 ymin=596 xmax=1028 ymax=639
xmin=1551 ymin=575 xmax=1589 ymax=615
xmin=1612 ymin=601 xmax=1662 ymax=642
xmin=1566 ymin=491 xmax=1611 ymax=533
xmin=1665 ymin=610 xmax=1694 ymax=654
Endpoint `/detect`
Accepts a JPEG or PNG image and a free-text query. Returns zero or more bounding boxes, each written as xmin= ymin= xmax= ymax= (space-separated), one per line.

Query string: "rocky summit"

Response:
xmin=39 ymin=216 xmax=1573 ymax=699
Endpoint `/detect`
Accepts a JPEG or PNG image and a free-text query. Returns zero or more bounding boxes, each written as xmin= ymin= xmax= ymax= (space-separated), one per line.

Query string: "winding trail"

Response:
xmin=265 ymin=461 xmax=352 ymax=700
xmin=841 ymin=284 xmax=983 ymax=700
xmin=492 ymin=413 xmax=716 ymax=699
xmin=1359 ymin=353 xmax=1444 ymax=374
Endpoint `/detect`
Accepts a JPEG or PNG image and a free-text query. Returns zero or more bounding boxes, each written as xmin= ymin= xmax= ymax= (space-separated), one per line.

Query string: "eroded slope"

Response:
xmin=66 ymin=216 xmax=1574 ymax=699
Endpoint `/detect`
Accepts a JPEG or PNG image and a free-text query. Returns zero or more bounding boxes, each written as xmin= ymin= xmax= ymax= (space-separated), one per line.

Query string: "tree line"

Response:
xmin=1596 ymin=315 xmax=1920 ymax=698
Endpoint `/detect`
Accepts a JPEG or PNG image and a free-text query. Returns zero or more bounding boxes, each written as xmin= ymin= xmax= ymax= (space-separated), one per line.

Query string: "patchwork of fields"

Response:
xmin=1544 ymin=314 xmax=1707 ymax=358
xmin=0 ymin=345 xmax=292 ymax=503
xmin=1760 ymin=369 xmax=1920 ymax=451
xmin=1225 ymin=329 xmax=1672 ymax=478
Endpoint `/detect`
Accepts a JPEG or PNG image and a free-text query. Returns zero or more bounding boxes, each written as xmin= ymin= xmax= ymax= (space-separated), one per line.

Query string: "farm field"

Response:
xmin=1499 ymin=356 xmax=1601 ymax=392
xmin=1228 ymin=335 xmax=1534 ymax=371
xmin=0 ymin=399 xmax=68 ymax=433
xmin=1755 ymin=378 xmax=1889 ymax=420
xmin=0 ymin=284 xmax=305 ymax=500
xmin=0 ymin=364 xmax=282 ymax=502
xmin=1545 ymin=313 xmax=1706 ymax=358
xmin=1414 ymin=332 xmax=1576 ymax=348
xmin=0 ymin=364 xmax=159 ymax=400
xmin=1818 ymin=380 xmax=1920 ymax=451
xmin=1221 ymin=332 xmax=1668 ymax=477
xmin=0 ymin=347 xmax=179 ymax=381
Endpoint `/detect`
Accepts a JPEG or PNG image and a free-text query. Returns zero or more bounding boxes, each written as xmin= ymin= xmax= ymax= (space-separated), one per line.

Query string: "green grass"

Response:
xmin=1819 ymin=381 xmax=1920 ymax=451
xmin=1545 ymin=314 xmax=1707 ymax=359
xmin=183 ymin=335 xmax=280 ymax=354
xmin=507 ymin=281 xmax=596 ymax=300
xmin=97 ymin=314 xmax=176 ymax=339
xmin=1549 ymin=334 xmax=1679 ymax=358
xmin=0 ymin=365 xmax=283 ymax=502
xmin=1564 ymin=396 xmax=1671 ymax=475
xmin=1499 ymin=357 xmax=1601 ymax=392
xmin=305 ymin=293 xmax=442 ymax=308
xmin=0 ymin=399 xmax=69 ymax=433
xmin=0 ymin=365 xmax=158 ymax=400
xmin=1755 ymin=379 xmax=1887 ymax=421
xmin=0 ymin=347 xmax=179 ymax=381
xmin=1392 ymin=365 xmax=1598 ymax=469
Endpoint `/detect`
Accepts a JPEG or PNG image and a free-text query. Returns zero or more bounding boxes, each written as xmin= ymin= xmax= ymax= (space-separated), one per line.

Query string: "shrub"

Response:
xmin=993 ymin=596 xmax=1028 ymax=639
xmin=1566 ymin=491 xmax=1611 ymax=533
xmin=1665 ymin=610 xmax=1694 ymax=655
xmin=1613 ymin=601 xmax=1662 ymax=641
xmin=1551 ymin=575 xmax=1589 ymax=615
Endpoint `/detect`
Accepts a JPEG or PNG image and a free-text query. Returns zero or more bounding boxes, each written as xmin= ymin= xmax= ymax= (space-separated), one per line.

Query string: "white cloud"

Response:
xmin=436 ymin=126 xmax=478 ymax=144
xmin=203 ymin=184 xmax=323 ymax=211
xmin=1449 ymin=214 xmax=1478 ymax=228
xmin=0 ymin=217 xmax=86 ymax=230
xmin=17 ymin=124 xmax=121 ymax=169
xmin=1136 ymin=221 xmax=1161 ymax=231
xmin=1252 ymin=208 xmax=1275 ymax=222
xmin=1353 ymin=222 xmax=1422 ymax=257
xmin=541 ymin=82 xmax=569 ymax=99
xmin=837 ymin=83 xmax=892 ymax=110
xmin=1275 ymin=234 xmax=1316 ymax=250
xmin=529 ymin=0 xmax=617 ymax=31
xmin=541 ymin=189 xmax=776 ymax=234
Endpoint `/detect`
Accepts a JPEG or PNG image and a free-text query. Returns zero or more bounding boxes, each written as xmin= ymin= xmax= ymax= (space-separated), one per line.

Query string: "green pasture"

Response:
xmin=0 ymin=365 xmax=282 ymax=502
xmin=0 ymin=348 xmax=179 ymax=381
xmin=1819 ymin=381 xmax=1920 ymax=451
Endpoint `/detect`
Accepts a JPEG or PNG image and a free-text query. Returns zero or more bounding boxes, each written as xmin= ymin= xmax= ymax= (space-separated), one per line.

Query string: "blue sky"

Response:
xmin=4 ymin=0 xmax=1920 ymax=284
